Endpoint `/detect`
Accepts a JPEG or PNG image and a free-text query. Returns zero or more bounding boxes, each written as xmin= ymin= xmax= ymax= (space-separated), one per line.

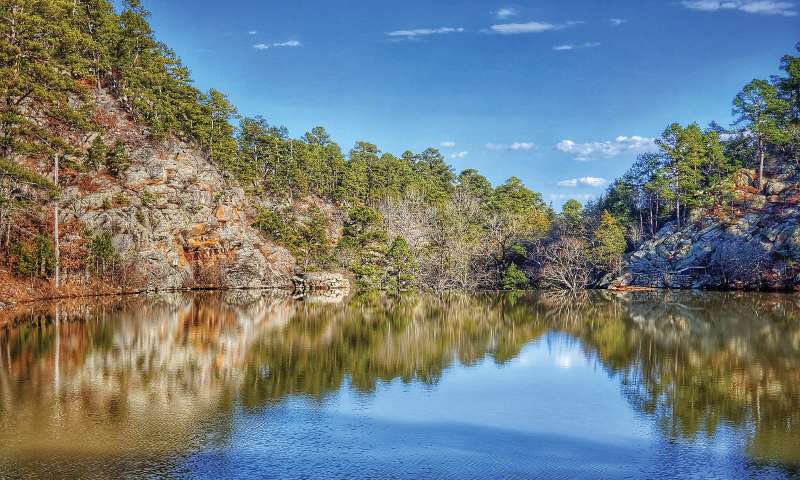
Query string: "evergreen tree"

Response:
xmin=385 ymin=236 xmax=417 ymax=293
xmin=338 ymin=206 xmax=389 ymax=289
xmin=86 ymin=136 xmax=108 ymax=171
xmin=559 ymin=199 xmax=585 ymax=236
xmin=592 ymin=211 xmax=627 ymax=267
xmin=501 ymin=263 xmax=530 ymax=290
xmin=733 ymin=80 xmax=791 ymax=188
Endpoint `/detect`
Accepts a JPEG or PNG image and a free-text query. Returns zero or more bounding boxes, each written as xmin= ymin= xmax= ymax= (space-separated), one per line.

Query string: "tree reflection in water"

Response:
xmin=0 ymin=290 xmax=798 ymax=474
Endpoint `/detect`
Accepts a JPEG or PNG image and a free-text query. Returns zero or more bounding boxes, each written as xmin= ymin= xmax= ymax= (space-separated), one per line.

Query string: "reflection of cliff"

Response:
xmin=0 ymin=290 xmax=799 ymax=471
xmin=0 ymin=292 xmax=295 ymax=469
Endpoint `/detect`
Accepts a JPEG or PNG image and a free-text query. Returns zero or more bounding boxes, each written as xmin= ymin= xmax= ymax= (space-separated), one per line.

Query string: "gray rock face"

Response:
xmin=610 ymin=206 xmax=800 ymax=291
xmin=59 ymin=91 xmax=297 ymax=291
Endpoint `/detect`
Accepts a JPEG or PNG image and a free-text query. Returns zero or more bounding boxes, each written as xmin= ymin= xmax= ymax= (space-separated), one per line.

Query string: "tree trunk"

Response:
xmin=758 ymin=142 xmax=765 ymax=190
xmin=54 ymin=156 xmax=60 ymax=290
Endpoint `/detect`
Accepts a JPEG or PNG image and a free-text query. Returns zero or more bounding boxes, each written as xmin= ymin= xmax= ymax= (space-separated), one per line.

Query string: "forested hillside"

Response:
xmin=1 ymin=0 xmax=798 ymax=300
xmin=0 ymin=0 xmax=560 ymax=299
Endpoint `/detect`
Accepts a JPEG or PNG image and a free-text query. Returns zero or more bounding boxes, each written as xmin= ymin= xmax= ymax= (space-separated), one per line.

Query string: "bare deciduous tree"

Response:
xmin=710 ymin=238 xmax=768 ymax=288
xmin=533 ymin=236 xmax=593 ymax=291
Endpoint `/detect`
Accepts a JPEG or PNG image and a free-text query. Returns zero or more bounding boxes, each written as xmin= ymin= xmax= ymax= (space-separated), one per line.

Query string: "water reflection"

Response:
xmin=0 ymin=291 xmax=799 ymax=478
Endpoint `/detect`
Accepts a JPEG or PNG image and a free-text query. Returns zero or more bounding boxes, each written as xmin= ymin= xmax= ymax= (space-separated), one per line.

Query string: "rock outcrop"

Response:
xmin=58 ymin=90 xmax=298 ymax=291
xmin=609 ymin=171 xmax=800 ymax=291
xmin=293 ymin=273 xmax=351 ymax=298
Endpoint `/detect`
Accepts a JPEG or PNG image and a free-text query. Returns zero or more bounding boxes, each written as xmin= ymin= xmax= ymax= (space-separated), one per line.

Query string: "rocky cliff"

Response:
xmin=55 ymin=90 xmax=297 ymax=291
xmin=609 ymin=170 xmax=800 ymax=291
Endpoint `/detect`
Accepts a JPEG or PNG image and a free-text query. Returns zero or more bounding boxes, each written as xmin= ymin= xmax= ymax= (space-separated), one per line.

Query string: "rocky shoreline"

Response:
xmin=607 ymin=172 xmax=800 ymax=292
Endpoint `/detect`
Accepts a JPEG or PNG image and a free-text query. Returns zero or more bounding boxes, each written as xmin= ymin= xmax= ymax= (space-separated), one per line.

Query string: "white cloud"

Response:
xmin=253 ymin=40 xmax=302 ymax=50
xmin=440 ymin=141 xmax=456 ymax=148
xmin=388 ymin=27 xmax=465 ymax=38
xmin=491 ymin=21 xmax=559 ymax=34
xmin=491 ymin=20 xmax=584 ymax=34
xmin=248 ymin=30 xmax=258 ymax=35
xmin=609 ymin=18 xmax=627 ymax=26
xmin=557 ymin=177 xmax=608 ymax=187
xmin=450 ymin=151 xmax=469 ymax=159
xmin=553 ymin=42 xmax=600 ymax=51
xmin=274 ymin=40 xmax=302 ymax=47
xmin=485 ymin=142 xmax=536 ymax=151
xmin=681 ymin=0 xmax=797 ymax=16
xmin=556 ymin=136 xmax=656 ymax=161
xmin=495 ymin=7 xmax=518 ymax=18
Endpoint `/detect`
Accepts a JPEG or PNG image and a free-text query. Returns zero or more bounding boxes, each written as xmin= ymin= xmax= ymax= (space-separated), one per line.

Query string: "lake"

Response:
xmin=0 ymin=291 xmax=798 ymax=479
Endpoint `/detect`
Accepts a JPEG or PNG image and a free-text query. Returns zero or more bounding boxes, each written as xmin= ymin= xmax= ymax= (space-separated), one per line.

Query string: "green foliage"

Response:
xmin=338 ymin=206 xmax=391 ymax=290
xmin=86 ymin=136 xmax=107 ymax=171
xmin=88 ymin=230 xmax=116 ymax=272
xmin=385 ymin=236 xmax=417 ymax=293
xmin=502 ymin=263 xmax=530 ymax=290
xmin=0 ymin=158 xmax=58 ymax=198
xmin=486 ymin=176 xmax=552 ymax=272
xmin=13 ymin=236 xmax=55 ymax=277
xmin=254 ymin=205 xmax=333 ymax=270
xmin=140 ymin=189 xmax=156 ymax=207
xmin=560 ymin=199 xmax=584 ymax=236
xmin=0 ymin=0 xmax=91 ymax=164
xmin=591 ymin=211 xmax=627 ymax=267
xmin=105 ymin=143 xmax=130 ymax=177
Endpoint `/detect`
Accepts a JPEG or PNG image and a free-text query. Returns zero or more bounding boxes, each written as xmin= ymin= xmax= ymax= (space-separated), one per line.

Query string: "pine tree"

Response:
xmin=733 ymin=80 xmax=791 ymax=189
xmin=385 ymin=236 xmax=417 ymax=293
xmin=501 ymin=263 xmax=530 ymax=290
xmin=592 ymin=211 xmax=627 ymax=267
xmin=86 ymin=136 xmax=108 ymax=171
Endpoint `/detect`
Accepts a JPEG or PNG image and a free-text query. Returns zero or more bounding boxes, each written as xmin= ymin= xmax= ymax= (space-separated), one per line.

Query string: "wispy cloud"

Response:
xmin=274 ymin=40 xmax=302 ymax=47
xmin=486 ymin=142 xmax=536 ymax=151
xmin=556 ymin=136 xmax=656 ymax=161
xmin=440 ymin=141 xmax=456 ymax=148
xmin=553 ymin=42 xmax=600 ymax=51
xmin=557 ymin=177 xmax=608 ymax=187
xmin=609 ymin=18 xmax=627 ymax=26
xmin=495 ymin=7 xmax=518 ymax=19
xmin=681 ymin=0 xmax=797 ymax=16
xmin=387 ymin=27 xmax=465 ymax=38
xmin=450 ymin=151 xmax=469 ymax=159
xmin=254 ymin=40 xmax=302 ymax=50
xmin=248 ymin=30 xmax=258 ymax=35
xmin=490 ymin=20 xmax=582 ymax=34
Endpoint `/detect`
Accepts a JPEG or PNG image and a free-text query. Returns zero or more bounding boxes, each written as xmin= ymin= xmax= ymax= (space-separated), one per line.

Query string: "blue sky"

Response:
xmin=140 ymin=0 xmax=798 ymax=207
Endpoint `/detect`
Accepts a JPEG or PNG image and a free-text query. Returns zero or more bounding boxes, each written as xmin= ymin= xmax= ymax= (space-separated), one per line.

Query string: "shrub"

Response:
xmin=502 ymin=262 xmax=530 ymax=290
xmin=86 ymin=136 xmax=107 ymax=171
xmin=106 ymin=143 xmax=130 ymax=177
xmin=140 ymin=189 xmax=156 ymax=207
xmin=13 ymin=236 xmax=55 ymax=277
xmin=88 ymin=231 xmax=116 ymax=274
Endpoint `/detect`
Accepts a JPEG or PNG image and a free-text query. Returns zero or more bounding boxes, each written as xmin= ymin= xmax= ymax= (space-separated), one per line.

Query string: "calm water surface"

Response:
xmin=1 ymin=291 xmax=799 ymax=479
